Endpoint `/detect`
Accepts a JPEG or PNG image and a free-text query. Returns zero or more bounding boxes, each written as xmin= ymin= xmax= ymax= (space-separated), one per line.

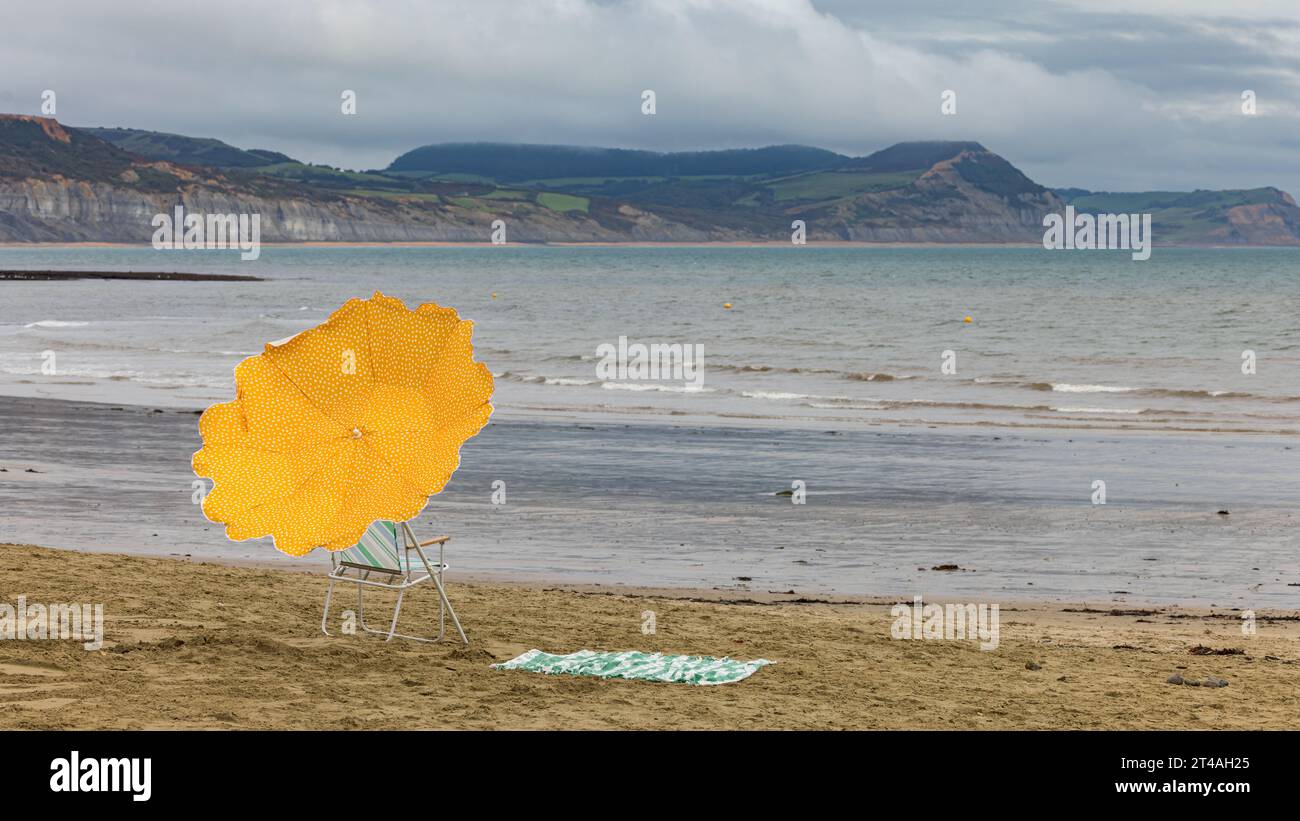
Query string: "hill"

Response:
xmin=386 ymin=143 xmax=848 ymax=182
xmin=2 ymin=115 xmax=1298 ymax=244
xmin=79 ymin=127 xmax=297 ymax=168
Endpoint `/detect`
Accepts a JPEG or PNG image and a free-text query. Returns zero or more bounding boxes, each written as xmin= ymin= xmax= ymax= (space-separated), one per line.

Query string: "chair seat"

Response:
xmin=399 ymin=557 xmax=448 ymax=573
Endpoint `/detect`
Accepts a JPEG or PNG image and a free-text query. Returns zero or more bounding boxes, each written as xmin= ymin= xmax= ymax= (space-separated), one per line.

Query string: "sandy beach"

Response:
xmin=1 ymin=542 xmax=1295 ymax=729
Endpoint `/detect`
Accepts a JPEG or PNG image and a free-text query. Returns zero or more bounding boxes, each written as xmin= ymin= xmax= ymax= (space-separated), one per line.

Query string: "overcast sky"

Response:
xmin=3 ymin=0 xmax=1299 ymax=194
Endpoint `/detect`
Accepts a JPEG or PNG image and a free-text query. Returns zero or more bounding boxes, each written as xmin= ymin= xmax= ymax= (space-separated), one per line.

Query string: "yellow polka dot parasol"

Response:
xmin=191 ymin=291 xmax=494 ymax=556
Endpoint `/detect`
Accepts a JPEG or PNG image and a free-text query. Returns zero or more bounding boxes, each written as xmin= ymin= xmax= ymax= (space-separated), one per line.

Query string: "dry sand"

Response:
xmin=0 ymin=543 xmax=1296 ymax=729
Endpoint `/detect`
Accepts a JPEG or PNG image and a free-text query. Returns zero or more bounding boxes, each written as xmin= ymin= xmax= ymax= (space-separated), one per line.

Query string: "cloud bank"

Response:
xmin=2 ymin=0 xmax=1298 ymax=194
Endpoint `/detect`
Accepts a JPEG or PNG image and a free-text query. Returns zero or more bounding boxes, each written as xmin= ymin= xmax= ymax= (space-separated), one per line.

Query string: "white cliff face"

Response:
xmin=0 ymin=178 xmax=721 ymax=243
xmin=6 ymin=166 xmax=1297 ymax=247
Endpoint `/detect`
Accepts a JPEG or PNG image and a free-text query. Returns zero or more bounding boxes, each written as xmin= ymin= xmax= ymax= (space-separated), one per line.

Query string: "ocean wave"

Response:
xmin=0 ymin=365 xmax=225 ymax=389
xmin=164 ymin=348 xmax=256 ymax=357
xmin=804 ymin=396 xmax=1054 ymax=413
xmin=1015 ymin=381 xmax=1276 ymax=401
xmin=1138 ymin=388 xmax=1251 ymax=400
xmin=712 ymin=363 xmax=777 ymax=373
xmin=1046 ymin=383 xmax=1136 ymax=393
xmin=1050 ymin=406 xmax=1145 ymax=415
xmin=843 ymin=371 xmax=906 ymax=382
xmin=806 ymin=401 xmax=886 ymax=410
xmin=743 ymin=390 xmax=845 ymax=401
xmin=23 ymin=320 xmax=90 ymax=328
xmin=710 ymin=361 xmax=911 ymax=381
xmin=601 ymin=382 xmax=712 ymax=393
xmin=495 ymin=371 xmax=597 ymax=386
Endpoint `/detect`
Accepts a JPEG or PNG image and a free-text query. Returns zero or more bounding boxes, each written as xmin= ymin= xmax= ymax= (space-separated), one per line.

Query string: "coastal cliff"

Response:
xmin=2 ymin=115 xmax=1298 ymax=245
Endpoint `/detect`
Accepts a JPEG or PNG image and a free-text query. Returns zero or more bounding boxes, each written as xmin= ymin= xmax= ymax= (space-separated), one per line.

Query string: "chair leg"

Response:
xmin=355 ymin=579 xmax=367 ymax=631
xmin=355 ymin=573 xmax=380 ymax=634
xmin=385 ymin=590 xmax=406 ymax=642
xmin=430 ymin=572 xmax=468 ymax=645
xmin=436 ymin=575 xmax=446 ymax=642
xmin=321 ymin=576 xmax=338 ymax=636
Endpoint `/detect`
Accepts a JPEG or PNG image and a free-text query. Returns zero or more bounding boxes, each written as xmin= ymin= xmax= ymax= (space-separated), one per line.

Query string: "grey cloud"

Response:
xmin=1 ymin=0 xmax=1297 ymax=195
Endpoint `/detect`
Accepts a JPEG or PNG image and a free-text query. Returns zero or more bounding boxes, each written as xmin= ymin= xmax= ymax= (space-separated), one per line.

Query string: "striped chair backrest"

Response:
xmin=339 ymin=520 xmax=403 ymax=572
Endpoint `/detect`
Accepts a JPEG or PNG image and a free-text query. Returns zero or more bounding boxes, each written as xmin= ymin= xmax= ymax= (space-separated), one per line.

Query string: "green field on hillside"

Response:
xmin=343 ymin=189 xmax=443 ymax=202
xmin=480 ymin=189 xmax=529 ymax=200
xmin=765 ymin=169 xmax=923 ymax=201
xmin=536 ymin=192 xmax=590 ymax=212
xmin=256 ymin=162 xmax=405 ymax=189
xmin=1068 ymin=189 xmax=1279 ymax=212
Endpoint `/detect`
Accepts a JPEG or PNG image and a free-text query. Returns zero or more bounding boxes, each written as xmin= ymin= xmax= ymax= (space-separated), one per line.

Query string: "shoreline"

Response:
xmin=1 ymin=542 xmax=1294 ymax=730
xmin=4 ymin=240 xmax=1300 ymax=250
xmin=0 ymin=269 xmax=262 ymax=281
xmin=0 ymin=240 xmax=1044 ymax=250
xmin=27 ymin=539 xmax=1295 ymax=616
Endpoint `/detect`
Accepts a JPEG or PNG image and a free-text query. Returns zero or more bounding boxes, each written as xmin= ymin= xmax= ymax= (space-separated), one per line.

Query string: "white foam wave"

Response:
xmin=601 ymin=381 xmax=711 ymax=393
xmin=1051 ymin=406 xmax=1143 ymax=414
xmin=742 ymin=390 xmax=845 ymax=401
xmin=543 ymin=377 xmax=595 ymax=386
xmin=24 ymin=320 xmax=90 ymax=328
xmin=1051 ymin=383 xmax=1135 ymax=393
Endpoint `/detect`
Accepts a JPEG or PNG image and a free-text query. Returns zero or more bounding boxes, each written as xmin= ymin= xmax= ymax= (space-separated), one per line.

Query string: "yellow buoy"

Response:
xmin=723 ymin=303 xmax=733 ymax=310
xmin=963 ymin=315 xmax=973 ymax=323
xmin=491 ymin=292 xmax=498 ymax=300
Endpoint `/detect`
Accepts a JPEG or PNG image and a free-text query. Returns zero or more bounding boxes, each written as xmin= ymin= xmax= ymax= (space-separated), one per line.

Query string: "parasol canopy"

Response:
xmin=192 ymin=291 xmax=493 ymax=556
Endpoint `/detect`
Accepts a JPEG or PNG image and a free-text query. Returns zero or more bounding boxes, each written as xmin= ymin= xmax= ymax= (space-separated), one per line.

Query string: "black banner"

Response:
xmin=6 ymin=730 xmax=1285 ymax=807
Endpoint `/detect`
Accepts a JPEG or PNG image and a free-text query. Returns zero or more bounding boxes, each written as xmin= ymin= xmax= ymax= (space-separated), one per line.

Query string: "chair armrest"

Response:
xmin=419 ymin=536 xmax=451 ymax=547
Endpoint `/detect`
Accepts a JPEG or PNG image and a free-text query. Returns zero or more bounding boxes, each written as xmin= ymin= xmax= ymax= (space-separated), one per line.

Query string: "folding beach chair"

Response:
xmin=320 ymin=520 xmax=468 ymax=644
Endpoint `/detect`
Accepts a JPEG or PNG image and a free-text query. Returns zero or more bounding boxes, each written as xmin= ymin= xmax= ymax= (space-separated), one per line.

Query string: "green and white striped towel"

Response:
xmin=491 ymin=649 xmax=771 ymax=685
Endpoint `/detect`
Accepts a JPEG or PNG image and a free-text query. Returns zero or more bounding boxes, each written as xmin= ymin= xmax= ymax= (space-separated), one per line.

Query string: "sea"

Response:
xmin=1 ymin=245 xmax=1298 ymax=432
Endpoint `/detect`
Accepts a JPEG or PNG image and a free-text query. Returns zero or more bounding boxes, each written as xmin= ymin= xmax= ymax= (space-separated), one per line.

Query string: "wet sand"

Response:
xmin=2 ymin=395 xmax=1298 ymax=606
xmin=0 ymin=543 xmax=1295 ymax=729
